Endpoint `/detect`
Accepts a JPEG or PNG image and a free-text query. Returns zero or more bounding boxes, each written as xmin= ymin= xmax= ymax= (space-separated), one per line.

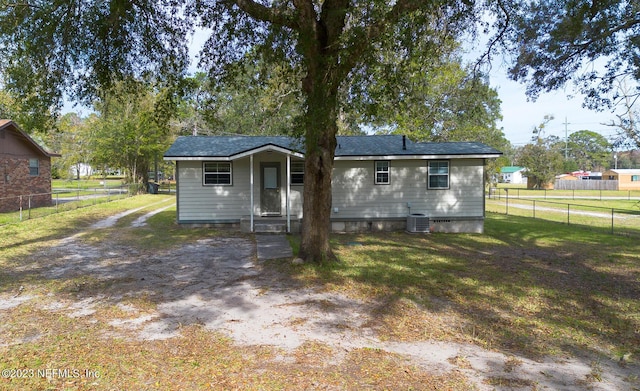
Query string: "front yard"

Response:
xmin=0 ymin=196 xmax=638 ymax=390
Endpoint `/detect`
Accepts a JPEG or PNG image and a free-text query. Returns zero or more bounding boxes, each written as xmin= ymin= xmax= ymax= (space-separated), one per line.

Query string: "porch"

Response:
xmin=240 ymin=215 xmax=302 ymax=234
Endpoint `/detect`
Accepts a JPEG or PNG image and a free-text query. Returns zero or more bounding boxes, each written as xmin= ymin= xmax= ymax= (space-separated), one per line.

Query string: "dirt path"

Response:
xmin=3 ymin=205 xmax=637 ymax=390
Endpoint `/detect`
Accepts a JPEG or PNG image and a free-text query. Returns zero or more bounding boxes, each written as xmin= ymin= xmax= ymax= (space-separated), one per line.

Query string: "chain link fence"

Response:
xmin=0 ymin=186 xmax=131 ymax=225
xmin=487 ymin=188 xmax=640 ymax=237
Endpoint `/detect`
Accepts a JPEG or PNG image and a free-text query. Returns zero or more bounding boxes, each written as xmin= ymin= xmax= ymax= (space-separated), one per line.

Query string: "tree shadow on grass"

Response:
xmin=291 ymin=214 xmax=640 ymax=364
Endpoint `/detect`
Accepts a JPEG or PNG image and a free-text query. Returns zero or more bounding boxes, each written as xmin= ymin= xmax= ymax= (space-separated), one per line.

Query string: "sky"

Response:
xmin=488 ymin=66 xmax=620 ymax=147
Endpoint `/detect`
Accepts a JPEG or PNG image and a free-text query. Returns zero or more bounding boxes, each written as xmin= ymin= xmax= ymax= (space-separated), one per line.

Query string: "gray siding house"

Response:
xmin=163 ymin=135 xmax=502 ymax=233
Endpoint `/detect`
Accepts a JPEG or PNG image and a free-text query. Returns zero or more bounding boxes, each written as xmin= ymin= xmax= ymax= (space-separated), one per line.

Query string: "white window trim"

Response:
xmin=375 ymin=160 xmax=390 ymax=185
xmin=203 ymin=162 xmax=232 ymax=186
xmin=428 ymin=160 xmax=450 ymax=190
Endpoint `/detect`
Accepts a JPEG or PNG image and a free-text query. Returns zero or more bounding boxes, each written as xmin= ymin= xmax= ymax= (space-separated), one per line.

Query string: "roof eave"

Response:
xmin=1 ymin=120 xmax=60 ymax=157
xmin=164 ymin=144 xmax=305 ymax=161
xmin=335 ymin=153 xmax=502 ymax=160
xmin=230 ymin=144 xmax=304 ymax=160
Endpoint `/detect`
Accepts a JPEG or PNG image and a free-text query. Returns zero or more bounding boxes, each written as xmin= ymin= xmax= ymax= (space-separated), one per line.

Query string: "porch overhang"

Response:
xmin=164 ymin=143 xmax=304 ymax=161
xmin=231 ymin=144 xmax=304 ymax=160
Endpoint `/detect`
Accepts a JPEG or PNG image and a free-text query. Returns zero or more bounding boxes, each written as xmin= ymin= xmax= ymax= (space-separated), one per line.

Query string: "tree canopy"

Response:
xmin=1 ymin=0 xmax=500 ymax=262
xmin=503 ymin=0 xmax=640 ymax=111
xmin=565 ymin=130 xmax=611 ymax=171
xmin=90 ymin=79 xmax=175 ymax=186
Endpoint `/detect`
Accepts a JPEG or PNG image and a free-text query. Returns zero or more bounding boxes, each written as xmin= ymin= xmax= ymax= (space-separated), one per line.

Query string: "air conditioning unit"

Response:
xmin=407 ymin=213 xmax=429 ymax=233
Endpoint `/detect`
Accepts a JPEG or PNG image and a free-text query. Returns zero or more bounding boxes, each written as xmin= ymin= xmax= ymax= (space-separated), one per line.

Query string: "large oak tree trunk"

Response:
xmin=298 ymin=69 xmax=339 ymax=263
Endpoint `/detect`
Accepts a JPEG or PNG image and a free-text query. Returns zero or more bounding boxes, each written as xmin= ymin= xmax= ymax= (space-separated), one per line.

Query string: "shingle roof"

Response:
xmin=164 ymin=136 xmax=302 ymax=158
xmin=164 ymin=135 xmax=502 ymax=159
xmin=0 ymin=119 xmax=61 ymax=157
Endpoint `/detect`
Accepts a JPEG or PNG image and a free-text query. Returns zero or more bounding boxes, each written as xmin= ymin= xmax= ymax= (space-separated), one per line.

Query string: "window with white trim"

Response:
xmin=203 ymin=162 xmax=232 ymax=185
xmin=632 ymin=175 xmax=640 ymax=182
xmin=428 ymin=161 xmax=449 ymax=189
xmin=290 ymin=161 xmax=304 ymax=185
xmin=29 ymin=158 xmax=39 ymax=176
xmin=375 ymin=161 xmax=390 ymax=184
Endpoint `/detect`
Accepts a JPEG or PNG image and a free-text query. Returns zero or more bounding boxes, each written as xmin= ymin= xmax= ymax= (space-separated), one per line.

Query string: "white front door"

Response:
xmin=261 ymin=163 xmax=281 ymax=215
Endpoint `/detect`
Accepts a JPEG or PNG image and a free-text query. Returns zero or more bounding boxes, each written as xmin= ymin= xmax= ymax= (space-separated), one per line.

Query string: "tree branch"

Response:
xmin=336 ymin=0 xmax=423 ymax=83
xmin=474 ymin=0 xmax=510 ymax=75
xmin=319 ymin=0 xmax=349 ymax=52
xmin=233 ymin=0 xmax=298 ymax=30
xmin=0 ymin=2 xmax=42 ymax=9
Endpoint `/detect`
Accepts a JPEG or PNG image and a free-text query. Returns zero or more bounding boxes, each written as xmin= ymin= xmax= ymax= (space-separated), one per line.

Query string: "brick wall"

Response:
xmin=0 ymin=155 xmax=53 ymax=212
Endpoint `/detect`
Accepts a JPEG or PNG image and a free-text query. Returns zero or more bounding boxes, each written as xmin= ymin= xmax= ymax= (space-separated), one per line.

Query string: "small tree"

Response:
xmin=517 ymin=117 xmax=564 ymax=189
xmin=90 ymin=80 xmax=174 ymax=189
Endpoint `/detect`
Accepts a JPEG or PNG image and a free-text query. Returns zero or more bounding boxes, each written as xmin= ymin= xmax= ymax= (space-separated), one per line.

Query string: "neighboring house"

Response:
xmin=601 ymin=169 xmax=640 ymax=190
xmin=164 ymin=135 xmax=502 ymax=233
xmin=556 ymin=173 xmax=578 ymax=181
xmin=0 ymin=120 xmax=60 ymax=212
xmin=500 ymin=166 xmax=526 ymax=184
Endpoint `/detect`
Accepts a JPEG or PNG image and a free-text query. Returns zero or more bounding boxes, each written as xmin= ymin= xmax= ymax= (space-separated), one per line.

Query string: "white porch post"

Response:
xmin=286 ymin=154 xmax=291 ymax=233
xmin=250 ymin=154 xmax=254 ymax=232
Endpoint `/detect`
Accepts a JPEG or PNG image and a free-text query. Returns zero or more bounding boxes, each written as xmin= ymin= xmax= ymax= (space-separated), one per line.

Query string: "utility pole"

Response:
xmin=564 ymin=117 xmax=570 ymax=159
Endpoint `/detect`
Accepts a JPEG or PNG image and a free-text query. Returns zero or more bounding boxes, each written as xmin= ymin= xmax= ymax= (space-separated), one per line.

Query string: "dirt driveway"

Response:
xmin=2 ymin=204 xmax=637 ymax=390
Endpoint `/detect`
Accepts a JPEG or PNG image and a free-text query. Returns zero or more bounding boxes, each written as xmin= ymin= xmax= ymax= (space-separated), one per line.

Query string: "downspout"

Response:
xmin=250 ymin=154 xmax=254 ymax=232
xmin=482 ymin=159 xmax=486 ymax=218
xmin=286 ymin=154 xmax=291 ymax=233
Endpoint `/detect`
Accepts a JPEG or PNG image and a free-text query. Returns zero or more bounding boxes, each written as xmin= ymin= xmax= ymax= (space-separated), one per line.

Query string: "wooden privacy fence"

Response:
xmin=554 ymin=180 xmax=619 ymax=190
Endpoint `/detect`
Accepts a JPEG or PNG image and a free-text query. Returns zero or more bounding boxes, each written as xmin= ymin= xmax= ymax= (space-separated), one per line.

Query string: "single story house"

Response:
xmin=601 ymin=169 xmax=640 ymax=190
xmin=500 ymin=166 xmax=526 ymax=184
xmin=163 ymin=135 xmax=502 ymax=233
xmin=0 ymin=120 xmax=60 ymax=212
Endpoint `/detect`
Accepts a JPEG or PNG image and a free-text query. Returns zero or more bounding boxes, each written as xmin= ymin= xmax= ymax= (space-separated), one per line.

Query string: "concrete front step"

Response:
xmin=254 ymin=223 xmax=287 ymax=233
xmin=240 ymin=216 xmax=301 ymax=233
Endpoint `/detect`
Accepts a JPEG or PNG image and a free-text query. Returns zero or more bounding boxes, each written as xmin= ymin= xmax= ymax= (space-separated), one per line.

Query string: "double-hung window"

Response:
xmin=375 ymin=161 xmax=390 ymax=185
xmin=203 ymin=162 xmax=232 ymax=185
xmin=428 ymin=161 xmax=449 ymax=189
xmin=632 ymin=175 xmax=640 ymax=182
xmin=290 ymin=161 xmax=304 ymax=185
xmin=29 ymin=158 xmax=39 ymax=176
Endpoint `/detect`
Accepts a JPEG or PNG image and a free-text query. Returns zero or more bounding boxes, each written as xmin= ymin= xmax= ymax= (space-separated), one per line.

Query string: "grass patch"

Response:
xmin=287 ymin=213 xmax=640 ymax=359
xmin=486 ymin=197 xmax=640 ymax=237
xmin=0 ymin=195 xmax=174 ymax=260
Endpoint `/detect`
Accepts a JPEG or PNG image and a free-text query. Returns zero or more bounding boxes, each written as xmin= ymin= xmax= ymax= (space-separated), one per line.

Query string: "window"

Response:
xmin=428 ymin=161 xmax=449 ymax=189
xmin=203 ymin=162 xmax=232 ymax=185
xmin=29 ymin=158 xmax=39 ymax=176
xmin=291 ymin=161 xmax=304 ymax=185
xmin=375 ymin=161 xmax=390 ymax=184
xmin=632 ymin=175 xmax=640 ymax=182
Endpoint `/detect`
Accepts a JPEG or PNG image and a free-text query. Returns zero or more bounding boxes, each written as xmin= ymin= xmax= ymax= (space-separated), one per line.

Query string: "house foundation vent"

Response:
xmin=406 ymin=213 xmax=429 ymax=233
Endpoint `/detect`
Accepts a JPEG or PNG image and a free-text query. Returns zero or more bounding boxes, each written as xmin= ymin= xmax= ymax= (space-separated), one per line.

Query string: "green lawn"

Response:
xmin=486 ymin=197 xmax=640 ymax=237
xmin=286 ymin=213 xmax=640 ymax=360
